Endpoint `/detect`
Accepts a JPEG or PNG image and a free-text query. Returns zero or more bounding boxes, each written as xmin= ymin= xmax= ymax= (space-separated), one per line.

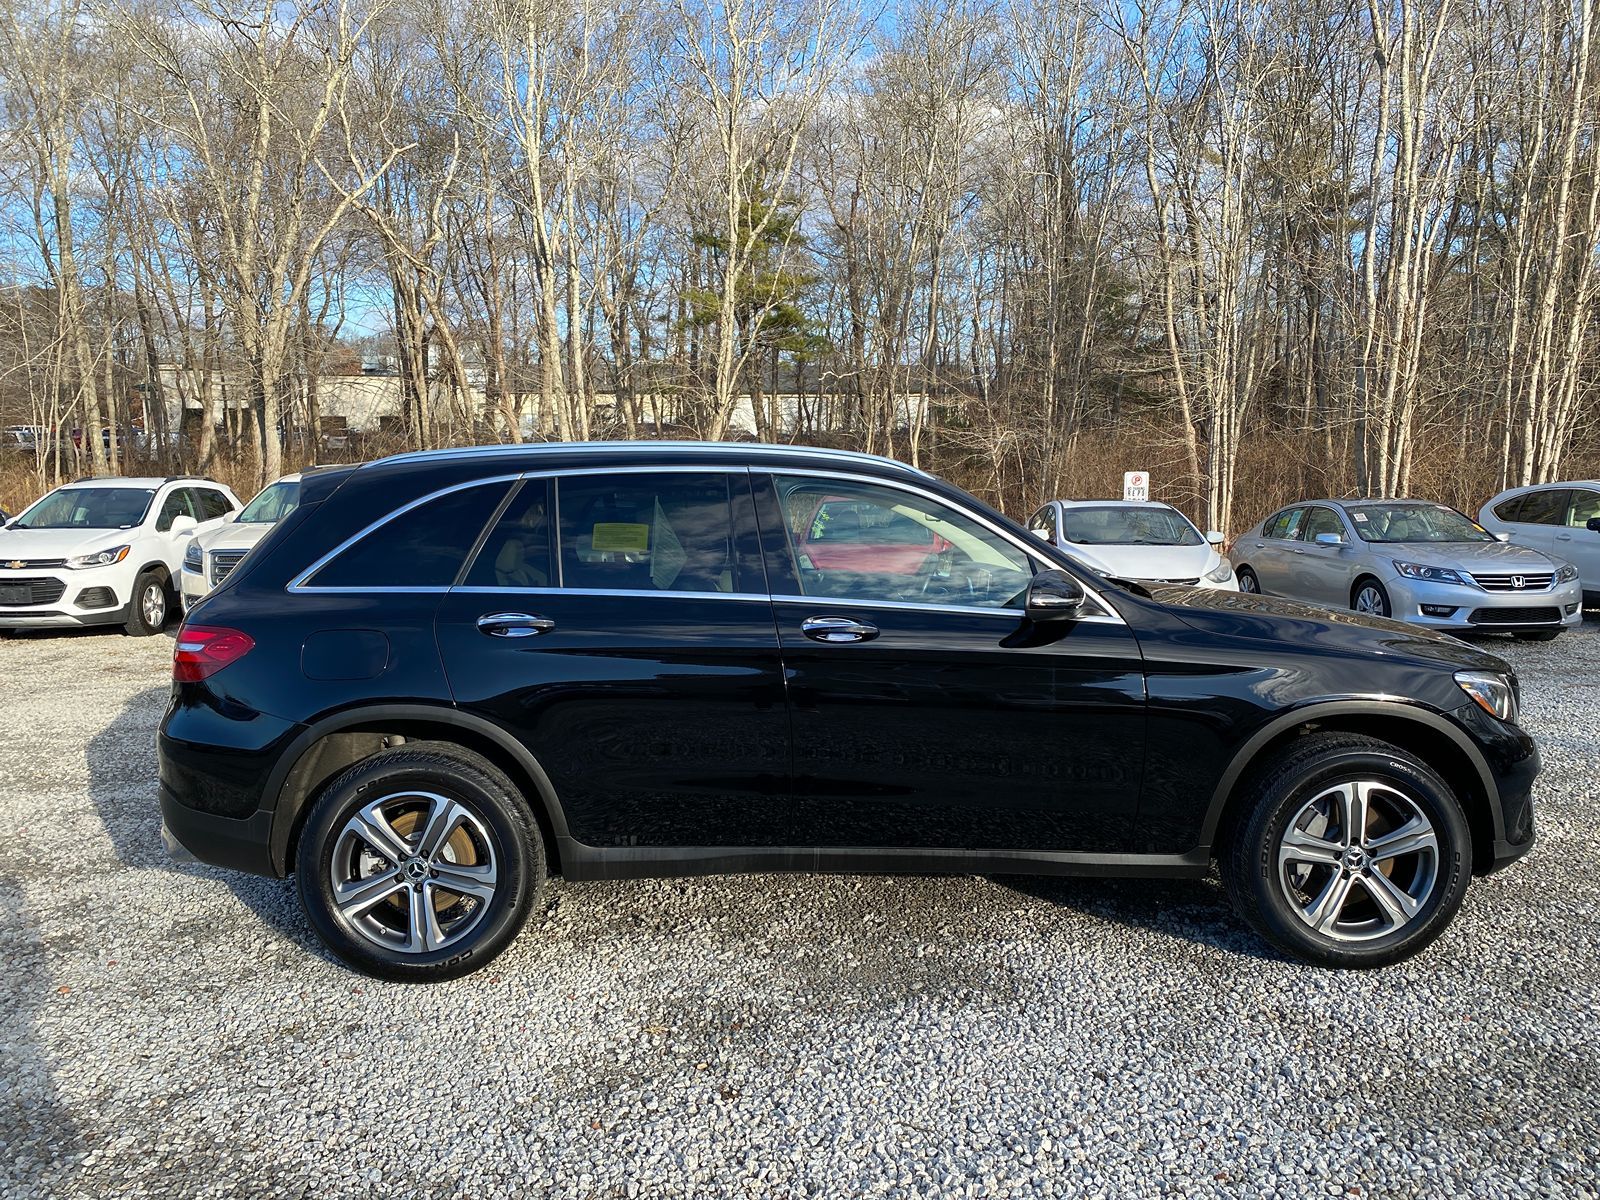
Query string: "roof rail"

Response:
xmin=366 ymin=440 xmax=933 ymax=478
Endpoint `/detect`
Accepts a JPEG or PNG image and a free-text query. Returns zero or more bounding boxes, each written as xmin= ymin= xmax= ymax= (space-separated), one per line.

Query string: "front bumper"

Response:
xmin=0 ymin=566 xmax=129 ymax=628
xmin=179 ymin=566 xmax=208 ymax=610
xmin=1385 ymin=575 xmax=1584 ymax=632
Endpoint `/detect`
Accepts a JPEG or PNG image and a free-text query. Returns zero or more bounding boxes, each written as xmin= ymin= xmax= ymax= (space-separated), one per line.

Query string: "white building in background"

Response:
xmin=152 ymin=365 xmax=929 ymax=442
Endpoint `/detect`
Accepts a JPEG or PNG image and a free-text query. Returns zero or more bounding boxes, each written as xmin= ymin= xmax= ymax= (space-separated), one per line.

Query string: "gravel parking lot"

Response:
xmin=2 ymin=620 xmax=1597 ymax=1200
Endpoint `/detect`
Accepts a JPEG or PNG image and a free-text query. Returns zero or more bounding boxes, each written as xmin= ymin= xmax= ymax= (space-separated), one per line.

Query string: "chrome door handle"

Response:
xmin=801 ymin=615 xmax=879 ymax=643
xmin=1293 ymin=548 xmax=1305 ymax=555
xmin=1556 ymin=533 xmax=1573 ymax=541
xmin=476 ymin=612 xmax=555 ymax=638
xmin=1253 ymin=542 xmax=1265 ymax=549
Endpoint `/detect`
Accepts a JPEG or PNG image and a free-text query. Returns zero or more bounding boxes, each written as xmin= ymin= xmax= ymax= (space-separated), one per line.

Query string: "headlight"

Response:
xmin=1554 ymin=561 xmax=1578 ymax=585
xmin=66 ymin=545 xmax=130 ymax=570
xmin=183 ymin=542 xmax=204 ymax=571
xmin=1204 ymin=560 xmax=1234 ymax=583
xmin=1393 ymin=559 xmax=1469 ymax=586
xmin=1455 ymin=670 xmax=1520 ymax=723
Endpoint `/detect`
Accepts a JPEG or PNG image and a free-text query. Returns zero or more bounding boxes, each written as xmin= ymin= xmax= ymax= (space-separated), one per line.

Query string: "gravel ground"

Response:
xmin=1 ymin=620 xmax=1598 ymax=1200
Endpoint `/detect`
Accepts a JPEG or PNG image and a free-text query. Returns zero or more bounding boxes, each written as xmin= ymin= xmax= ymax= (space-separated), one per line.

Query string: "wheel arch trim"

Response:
xmin=1198 ymin=699 xmax=1503 ymax=849
xmin=262 ymin=702 xmax=570 ymax=875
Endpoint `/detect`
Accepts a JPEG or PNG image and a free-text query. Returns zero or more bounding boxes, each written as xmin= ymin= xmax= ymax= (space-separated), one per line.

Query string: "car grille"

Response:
xmin=209 ymin=549 xmax=248 ymax=587
xmin=0 ymin=577 xmax=67 ymax=607
xmin=1468 ymin=606 xmax=1561 ymax=625
xmin=1471 ymin=572 xmax=1554 ymax=592
xmin=1 ymin=558 xmax=66 ymax=569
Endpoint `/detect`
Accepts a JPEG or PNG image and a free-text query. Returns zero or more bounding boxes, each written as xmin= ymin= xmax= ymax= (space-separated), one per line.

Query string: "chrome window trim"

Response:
xmin=449 ymin=586 xmax=773 ymax=603
xmin=286 ymin=461 xmax=1123 ymax=624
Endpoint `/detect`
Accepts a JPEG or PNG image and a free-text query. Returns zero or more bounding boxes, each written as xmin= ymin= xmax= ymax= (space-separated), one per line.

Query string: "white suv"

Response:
xmin=180 ymin=472 xmax=302 ymax=609
xmin=0 ymin=477 xmax=240 ymax=635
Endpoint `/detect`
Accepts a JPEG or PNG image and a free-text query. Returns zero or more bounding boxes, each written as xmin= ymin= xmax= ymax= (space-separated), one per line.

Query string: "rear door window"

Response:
xmin=554 ymin=472 xmax=757 ymax=594
xmin=308 ymin=481 xmax=514 ymax=589
xmin=1502 ymin=489 xmax=1569 ymax=525
xmin=1265 ymin=508 xmax=1304 ymax=540
xmin=1565 ymin=489 xmax=1600 ymax=527
xmin=464 ymin=480 xmax=554 ymax=588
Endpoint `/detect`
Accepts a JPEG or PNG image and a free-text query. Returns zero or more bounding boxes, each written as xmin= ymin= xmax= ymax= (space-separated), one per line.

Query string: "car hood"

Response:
xmin=1068 ymin=542 xmax=1217 ymax=581
xmin=195 ymin=521 xmax=273 ymax=554
xmin=1369 ymin=540 xmax=1556 ymax=571
xmin=1141 ymin=584 xmax=1513 ymax=674
xmin=0 ymin=526 xmax=133 ymax=561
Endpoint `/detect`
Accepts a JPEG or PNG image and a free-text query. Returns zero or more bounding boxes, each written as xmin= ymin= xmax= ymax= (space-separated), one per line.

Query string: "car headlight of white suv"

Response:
xmin=1203 ymin=560 xmax=1233 ymax=583
xmin=183 ymin=541 xmax=204 ymax=572
xmin=66 ymin=545 xmax=130 ymax=570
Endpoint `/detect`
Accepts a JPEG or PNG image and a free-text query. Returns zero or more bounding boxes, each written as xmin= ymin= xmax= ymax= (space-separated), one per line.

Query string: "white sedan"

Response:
xmin=1025 ymin=499 xmax=1237 ymax=589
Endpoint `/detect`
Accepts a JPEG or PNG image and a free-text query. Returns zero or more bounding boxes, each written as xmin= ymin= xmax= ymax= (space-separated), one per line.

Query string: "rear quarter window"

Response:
xmin=307 ymin=481 xmax=513 ymax=589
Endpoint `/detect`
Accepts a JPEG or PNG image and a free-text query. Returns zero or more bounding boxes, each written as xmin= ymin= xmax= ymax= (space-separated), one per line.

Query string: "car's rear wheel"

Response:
xmin=1351 ymin=578 xmax=1391 ymax=618
xmin=125 ymin=569 xmax=171 ymax=636
xmin=1236 ymin=567 xmax=1260 ymax=594
xmin=1223 ymin=733 xmax=1472 ymax=968
xmin=295 ymin=743 xmax=543 ymax=981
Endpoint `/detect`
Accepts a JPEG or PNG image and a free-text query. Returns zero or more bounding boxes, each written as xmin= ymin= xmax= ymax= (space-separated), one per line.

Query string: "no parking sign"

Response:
xmin=1123 ymin=471 xmax=1150 ymax=502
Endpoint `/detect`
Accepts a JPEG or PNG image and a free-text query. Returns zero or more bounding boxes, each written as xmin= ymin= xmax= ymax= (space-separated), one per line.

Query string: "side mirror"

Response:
xmin=1495 ymin=531 xmax=1512 ymax=542
xmin=1313 ymin=532 xmax=1345 ymax=547
xmin=1031 ymin=527 xmax=1050 ymax=540
xmin=1206 ymin=531 xmax=1225 ymax=546
xmin=169 ymin=515 xmax=198 ymax=536
xmin=1587 ymin=517 xmax=1600 ymax=534
xmin=1026 ymin=569 xmax=1085 ymax=622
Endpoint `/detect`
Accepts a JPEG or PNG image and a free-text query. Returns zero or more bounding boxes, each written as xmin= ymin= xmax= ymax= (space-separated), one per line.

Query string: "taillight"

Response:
xmin=173 ymin=625 xmax=256 ymax=682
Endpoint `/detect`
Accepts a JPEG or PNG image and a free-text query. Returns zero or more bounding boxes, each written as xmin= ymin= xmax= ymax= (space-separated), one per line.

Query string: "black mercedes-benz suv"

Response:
xmin=159 ymin=443 xmax=1537 ymax=980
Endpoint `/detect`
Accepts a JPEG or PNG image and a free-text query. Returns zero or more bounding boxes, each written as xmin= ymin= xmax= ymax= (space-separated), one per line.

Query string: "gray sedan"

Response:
xmin=1228 ymin=499 xmax=1584 ymax=639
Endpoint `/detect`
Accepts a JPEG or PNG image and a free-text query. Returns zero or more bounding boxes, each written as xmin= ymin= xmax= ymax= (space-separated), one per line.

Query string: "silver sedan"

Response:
xmin=1228 ymin=499 xmax=1584 ymax=639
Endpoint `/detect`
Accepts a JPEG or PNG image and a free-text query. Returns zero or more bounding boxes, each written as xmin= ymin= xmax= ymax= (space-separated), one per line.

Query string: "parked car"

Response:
xmin=159 ymin=443 xmax=1537 ymax=980
xmin=1229 ymin=498 xmax=1582 ymax=639
xmin=1479 ymin=481 xmax=1600 ymax=608
xmin=180 ymin=473 xmax=303 ymax=610
xmin=1026 ymin=499 xmax=1235 ymax=589
xmin=0 ymin=477 xmax=240 ymax=635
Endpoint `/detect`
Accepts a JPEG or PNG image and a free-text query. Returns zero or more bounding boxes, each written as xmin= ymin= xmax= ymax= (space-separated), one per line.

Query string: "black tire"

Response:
xmin=1222 ymin=733 xmax=1472 ymax=968
xmin=1236 ymin=567 xmax=1261 ymax=594
xmin=125 ymin=569 xmax=171 ymax=636
xmin=295 ymin=742 xmax=544 ymax=982
xmin=1513 ymin=629 xmax=1561 ymax=642
xmin=1350 ymin=577 xmax=1391 ymax=618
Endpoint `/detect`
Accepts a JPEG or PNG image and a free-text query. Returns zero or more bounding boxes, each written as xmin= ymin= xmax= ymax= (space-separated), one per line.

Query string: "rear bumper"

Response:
xmin=160 ymin=781 xmax=278 ymax=875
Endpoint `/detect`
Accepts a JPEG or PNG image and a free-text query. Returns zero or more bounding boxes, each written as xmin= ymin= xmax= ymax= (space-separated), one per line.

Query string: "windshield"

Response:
xmin=238 ymin=480 xmax=301 ymax=524
xmin=1347 ymin=504 xmax=1494 ymax=543
xmin=12 ymin=486 xmax=155 ymax=530
xmin=1058 ymin=505 xmax=1203 ymax=547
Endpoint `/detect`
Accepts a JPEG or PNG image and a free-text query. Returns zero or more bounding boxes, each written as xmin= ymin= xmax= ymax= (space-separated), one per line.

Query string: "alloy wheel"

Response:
xmin=1238 ymin=571 xmax=1259 ymax=593
xmin=328 ymin=791 xmax=499 ymax=955
xmin=141 ymin=582 xmax=166 ymax=628
xmin=1354 ymin=585 xmax=1388 ymax=616
xmin=1277 ymin=779 xmax=1439 ymax=942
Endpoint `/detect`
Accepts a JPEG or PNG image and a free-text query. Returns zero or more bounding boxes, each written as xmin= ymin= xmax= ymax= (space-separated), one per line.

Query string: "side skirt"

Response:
xmin=557 ymin=839 xmax=1211 ymax=883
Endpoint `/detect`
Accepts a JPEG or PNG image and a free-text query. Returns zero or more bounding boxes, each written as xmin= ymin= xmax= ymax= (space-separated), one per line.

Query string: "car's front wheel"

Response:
xmin=295 ymin=743 xmax=543 ymax=981
xmin=1236 ymin=567 xmax=1260 ymax=594
xmin=125 ymin=569 xmax=171 ymax=636
xmin=1223 ymin=733 xmax=1472 ymax=968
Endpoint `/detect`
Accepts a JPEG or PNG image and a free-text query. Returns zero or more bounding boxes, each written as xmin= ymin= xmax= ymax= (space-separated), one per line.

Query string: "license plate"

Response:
xmin=0 ymin=584 xmax=27 ymax=605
